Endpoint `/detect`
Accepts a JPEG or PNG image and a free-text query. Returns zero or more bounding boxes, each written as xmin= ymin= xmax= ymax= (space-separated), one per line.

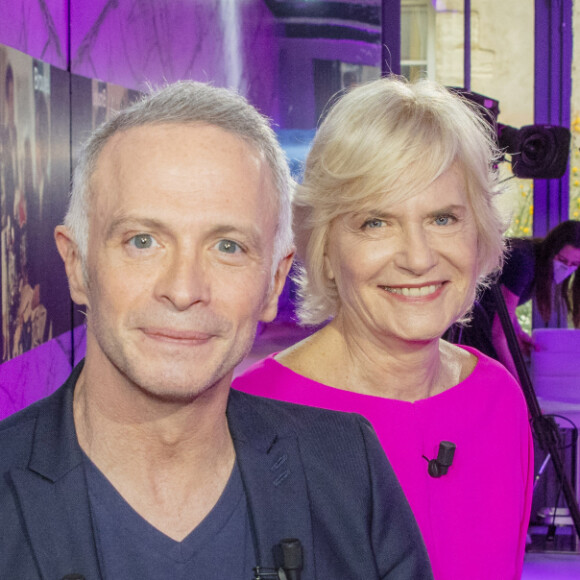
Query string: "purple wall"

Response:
xmin=1 ymin=1 xmax=279 ymax=118
xmin=0 ymin=2 xmax=383 ymax=418
xmin=279 ymin=36 xmax=380 ymax=128
xmin=0 ymin=1 xmax=69 ymax=70
xmin=0 ymin=1 xmax=282 ymax=418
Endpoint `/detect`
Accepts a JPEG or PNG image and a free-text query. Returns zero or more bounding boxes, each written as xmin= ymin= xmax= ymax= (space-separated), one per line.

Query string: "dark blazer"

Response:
xmin=0 ymin=363 xmax=432 ymax=579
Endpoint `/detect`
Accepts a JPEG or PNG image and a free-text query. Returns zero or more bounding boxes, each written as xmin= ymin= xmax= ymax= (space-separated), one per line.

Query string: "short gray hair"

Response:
xmin=65 ymin=81 xmax=293 ymax=277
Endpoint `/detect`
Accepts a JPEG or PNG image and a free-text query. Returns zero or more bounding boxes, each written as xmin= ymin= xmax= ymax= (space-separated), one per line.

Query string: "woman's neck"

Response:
xmin=278 ymin=320 xmax=470 ymax=402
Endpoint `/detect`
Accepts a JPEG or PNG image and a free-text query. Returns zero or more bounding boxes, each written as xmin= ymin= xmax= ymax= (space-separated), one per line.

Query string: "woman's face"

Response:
xmin=553 ymin=244 xmax=580 ymax=283
xmin=324 ymin=165 xmax=479 ymax=345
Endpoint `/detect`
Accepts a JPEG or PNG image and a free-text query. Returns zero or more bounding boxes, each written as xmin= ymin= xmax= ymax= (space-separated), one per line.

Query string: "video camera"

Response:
xmin=449 ymin=88 xmax=571 ymax=179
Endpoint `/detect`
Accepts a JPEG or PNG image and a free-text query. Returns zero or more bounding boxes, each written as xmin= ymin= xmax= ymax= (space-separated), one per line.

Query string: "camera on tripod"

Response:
xmin=449 ymin=88 xmax=572 ymax=179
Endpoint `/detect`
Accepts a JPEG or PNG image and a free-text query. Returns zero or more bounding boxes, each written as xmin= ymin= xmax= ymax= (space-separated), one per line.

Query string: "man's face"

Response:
xmin=58 ymin=123 xmax=291 ymax=401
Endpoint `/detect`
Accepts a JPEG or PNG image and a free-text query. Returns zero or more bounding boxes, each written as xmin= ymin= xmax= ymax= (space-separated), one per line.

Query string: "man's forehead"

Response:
xmin=90 ymin=122 xmax=266 ymax=187
xmin=102 ymin=122 xmax=257 ymax=156
xmin=87 ymin=122 xmax=277 ymax=219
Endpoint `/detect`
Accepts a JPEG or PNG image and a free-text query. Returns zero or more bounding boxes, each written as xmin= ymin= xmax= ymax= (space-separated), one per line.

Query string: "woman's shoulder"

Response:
xmin=456 ymin=344 xmax=526 ymax=398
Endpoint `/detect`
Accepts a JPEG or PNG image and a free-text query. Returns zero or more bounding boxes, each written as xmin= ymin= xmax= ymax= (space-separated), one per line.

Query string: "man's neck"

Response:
xmin=73 ymin=367 xmax=236 ymax=541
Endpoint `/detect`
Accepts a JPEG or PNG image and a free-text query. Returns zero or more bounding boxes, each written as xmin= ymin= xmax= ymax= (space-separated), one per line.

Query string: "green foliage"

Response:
xmin=516 ymin=301 xmax=532 ymax=335
xmin=505 ymin=180 xmax=533 ymax=239
xmin=570 ymin=113 xmax=580 ymax=220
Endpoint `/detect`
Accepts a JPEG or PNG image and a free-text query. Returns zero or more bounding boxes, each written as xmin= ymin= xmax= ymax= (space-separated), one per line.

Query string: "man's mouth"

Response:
xmin=141 ymin=328 xmax=215 ymax=342
xmin=380 ymin=283 xmax=443 ymax=297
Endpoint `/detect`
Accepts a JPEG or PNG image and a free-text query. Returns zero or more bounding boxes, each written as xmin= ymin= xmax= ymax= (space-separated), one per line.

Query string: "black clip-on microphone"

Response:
xmin=275 ymin=538 xmax=303 ymax=580
xmin=423 ymin=441 xmax=456 ymax=478
xmin=253 ymin=538 xmax=303 ymax=580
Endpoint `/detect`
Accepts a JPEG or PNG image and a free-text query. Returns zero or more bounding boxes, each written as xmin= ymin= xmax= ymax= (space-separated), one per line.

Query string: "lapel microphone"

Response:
xmin=253 ymin=538 xmax=303 ymax=580
xmin=275 ymin=538 xmax=303 ymax=580
xmin=424 ymin=441 xmax=456 ymax=478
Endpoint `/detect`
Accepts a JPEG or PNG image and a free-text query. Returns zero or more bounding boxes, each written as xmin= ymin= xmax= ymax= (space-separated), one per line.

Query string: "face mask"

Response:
xmin=553 ymin=259 xmax=578 ymax=284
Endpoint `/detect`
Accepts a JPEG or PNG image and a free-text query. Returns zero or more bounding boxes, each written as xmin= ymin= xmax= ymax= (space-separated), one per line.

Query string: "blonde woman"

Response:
xmin=234 ymin=77 xmax=533 ymax=580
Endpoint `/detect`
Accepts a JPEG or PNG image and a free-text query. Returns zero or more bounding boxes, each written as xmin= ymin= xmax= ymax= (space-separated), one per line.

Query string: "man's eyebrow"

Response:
xmin=106 ymin=216 xmax=166 ymax=238
xmin=208 ymin=224 xmax=264 ymax=248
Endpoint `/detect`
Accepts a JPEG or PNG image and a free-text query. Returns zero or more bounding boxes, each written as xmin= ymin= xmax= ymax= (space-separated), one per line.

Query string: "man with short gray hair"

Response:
xmin=0 ymin=81 xmax=431 ymax=579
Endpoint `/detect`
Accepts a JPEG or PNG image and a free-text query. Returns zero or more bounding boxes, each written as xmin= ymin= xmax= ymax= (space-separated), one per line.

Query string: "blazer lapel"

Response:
xmin=9 ymin=364 xmax=101 ymax=579
xmin=10 ymin=377 xmax=316 ymax=579
xmin=10 ymin=467 xmax=101 ymax=579
xmin=227 ymin=390 xmax=316 ymax=579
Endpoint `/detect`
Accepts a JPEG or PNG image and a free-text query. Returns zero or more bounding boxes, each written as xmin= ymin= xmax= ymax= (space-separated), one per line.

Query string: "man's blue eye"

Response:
xmin=217 ymin=239 xmax=240 ymax=254
xmin=131 ymin=234 xmax=154 ymax=249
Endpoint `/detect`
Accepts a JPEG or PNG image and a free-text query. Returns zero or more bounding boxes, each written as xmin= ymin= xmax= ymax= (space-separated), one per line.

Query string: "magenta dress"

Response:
xmin=233 ymin=346 xmax=533 ymax=580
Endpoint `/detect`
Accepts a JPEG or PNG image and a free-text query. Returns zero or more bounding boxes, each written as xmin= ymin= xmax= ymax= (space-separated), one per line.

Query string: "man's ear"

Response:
xmin=54 ymin=225 xmax=89 ymax=307
xmin=259 ymin=249 xmax=296 ymax=323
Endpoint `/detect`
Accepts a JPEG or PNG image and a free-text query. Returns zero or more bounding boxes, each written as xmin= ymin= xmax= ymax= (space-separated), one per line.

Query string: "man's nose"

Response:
xmin=154 ymin=248 xmax=210 ymax=311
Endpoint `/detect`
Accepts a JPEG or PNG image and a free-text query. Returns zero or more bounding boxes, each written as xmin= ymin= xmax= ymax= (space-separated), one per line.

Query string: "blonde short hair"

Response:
xmin=294 ymin=76 xmax=506 ymax=326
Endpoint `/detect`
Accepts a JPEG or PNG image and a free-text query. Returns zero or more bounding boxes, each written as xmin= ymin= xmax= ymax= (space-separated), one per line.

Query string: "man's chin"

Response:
xmin=128 ymin=370 xmax=229 ymax=405
xmin=140 ymin=385 xmax=211 ymax=405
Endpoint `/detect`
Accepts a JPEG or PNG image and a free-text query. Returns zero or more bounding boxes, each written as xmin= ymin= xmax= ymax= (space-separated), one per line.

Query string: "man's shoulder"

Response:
xmin=0 ymin=379 xmax=71 ymax=466
xmin=227 ymin=388 xmax=375 ymax=462
xmin=0 ymin=399 xmax=43 ymax=467
xmin=229 ymin=388 xmax=370 ymax=431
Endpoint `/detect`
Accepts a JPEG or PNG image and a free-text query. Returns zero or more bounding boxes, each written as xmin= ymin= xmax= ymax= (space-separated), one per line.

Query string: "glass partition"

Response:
xmin=570 ymin=1 xmax=580 ymax=221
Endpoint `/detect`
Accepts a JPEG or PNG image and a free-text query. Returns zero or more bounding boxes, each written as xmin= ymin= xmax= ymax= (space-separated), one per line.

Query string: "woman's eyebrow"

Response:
xmin=426 ymin=204 xmax=467 ymax=217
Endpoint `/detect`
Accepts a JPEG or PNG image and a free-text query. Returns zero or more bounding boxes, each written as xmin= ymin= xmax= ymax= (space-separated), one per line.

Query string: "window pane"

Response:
xmin=401 ymin=64 xmax=428 ymax=82
xmin=467 ymin=0 xmax=535 ymax=238
xmin=570 ymin=2 xmax=580 ymax=220
xmin=401 ymin=5 xmax=428 ymax=61
xmin=433 ymin=0 xmax=466 ymax=87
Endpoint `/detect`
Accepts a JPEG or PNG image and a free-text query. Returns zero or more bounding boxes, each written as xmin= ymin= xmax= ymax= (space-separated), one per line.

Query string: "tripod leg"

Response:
xmin=492 ymin=283 xmax=580 ymax=540
xmin=534 ymin=453 xmax=552 ymax=491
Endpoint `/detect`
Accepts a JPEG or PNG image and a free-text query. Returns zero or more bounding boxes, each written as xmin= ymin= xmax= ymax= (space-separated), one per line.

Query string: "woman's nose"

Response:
xmin=395 ymin=226 xmax=437 ymax=275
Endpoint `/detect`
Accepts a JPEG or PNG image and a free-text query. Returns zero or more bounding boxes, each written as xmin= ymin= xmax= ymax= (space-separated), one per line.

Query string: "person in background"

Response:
xmin=0 ymin=80 xmax=432 ymax=580
xmin=449 ymin=220 xmax=580 ymax=377
xmin=234 ymin=76 xmax=533 ymax=580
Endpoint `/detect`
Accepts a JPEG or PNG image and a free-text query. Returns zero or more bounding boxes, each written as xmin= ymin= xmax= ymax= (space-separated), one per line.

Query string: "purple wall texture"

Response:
xmin=0 ymin=0 xmax=69 ymax=70
xmin=0 ymin=1 xmax=383 ymax=418
xmin=0 ymin=0 xmax=280 ymax=119
xmin=0 ymin=1 xmax=280 ymax=418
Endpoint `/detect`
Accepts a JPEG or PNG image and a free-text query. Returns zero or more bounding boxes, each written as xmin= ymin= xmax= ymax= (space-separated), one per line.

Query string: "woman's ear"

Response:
xmin=324 ymin=253 xmax=335 ymax=281
xmin=54 ymin=225 xmax=90 ymax=307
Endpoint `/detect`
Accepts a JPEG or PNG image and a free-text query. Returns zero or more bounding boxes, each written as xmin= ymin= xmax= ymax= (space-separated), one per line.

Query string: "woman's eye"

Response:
xmin=434 ymin=215 xmax=455 ymax=226
xmin=217 ymin=239 xmax=241 ymax=254
xmin=130 ymin=234 xmax=156 ymax=249
xmin=363 ymin=218 xmax=385 ymax=229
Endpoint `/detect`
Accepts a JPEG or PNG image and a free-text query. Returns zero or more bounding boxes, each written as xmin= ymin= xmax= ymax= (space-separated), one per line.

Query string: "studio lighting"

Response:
xmin=498 ymin=123 xmax=571 ymax=179
xmin=449 ymin=87 xmax=572 ymax=179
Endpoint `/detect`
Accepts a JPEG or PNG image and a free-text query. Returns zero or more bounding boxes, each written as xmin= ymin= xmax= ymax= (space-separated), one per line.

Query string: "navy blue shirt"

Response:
xmin=84 ymin=455 xmax=255 ymax=579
